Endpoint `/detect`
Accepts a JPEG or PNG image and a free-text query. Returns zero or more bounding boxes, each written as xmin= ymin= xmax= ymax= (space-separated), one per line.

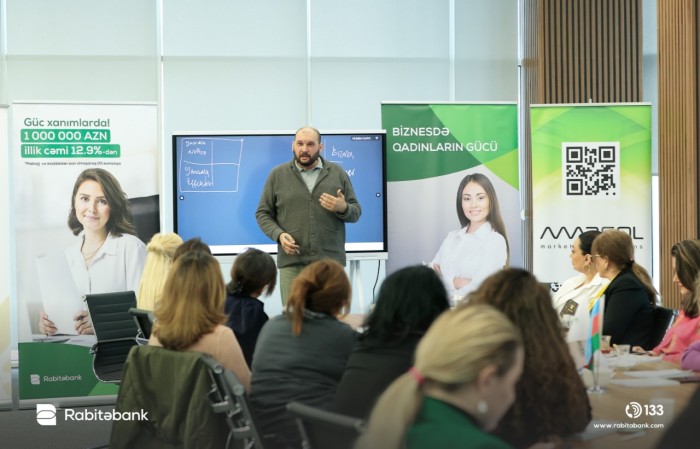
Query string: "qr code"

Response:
xmin=561 ymin=142 xmax=620 ymax=197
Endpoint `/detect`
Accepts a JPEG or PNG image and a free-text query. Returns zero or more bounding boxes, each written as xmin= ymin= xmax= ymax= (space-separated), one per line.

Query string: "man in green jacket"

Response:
xmin=256 ymin=126 xmax=361 ymax=303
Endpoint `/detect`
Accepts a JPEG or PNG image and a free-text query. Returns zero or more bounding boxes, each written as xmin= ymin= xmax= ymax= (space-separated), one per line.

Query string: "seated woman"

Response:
xmin=635 ymin=240 xmax=700 ymax=362
xmin=467 ymin=269 xmax=591 ymax=448
xmin=356 ymin=304 xmax=523 ymax=449
xmin=225 ymin=248 xmax=277 ymax=368
xmin=334 ymin=265 xmax=450 ymax=419
xmin=137 ymin=232 xmax=183 ymax=311
xmin=250 ymin=259 xmax=357 ymax=449
xmin=149 ymin=249 xmax=251 ymax=391
xmin=552 ymin=231 xmax=608 ymax=339
xmin=592 ymin=230 xmax=657 ymax=348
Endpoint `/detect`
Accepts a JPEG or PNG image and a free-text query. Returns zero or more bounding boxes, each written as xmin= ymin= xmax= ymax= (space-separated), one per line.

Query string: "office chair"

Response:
xmin=202 ymin=356 xmax=266 ymax=449
xmin=128 ymin=307 xmax=155 ymax=340
xmin=646 ymin=306 xmax=678 ymax=349
xmin=128 ymin=194 xmax=160 ymax=245
xmin=286 ymin=401 xmax=365 ymax=449
xmin=110 ymin=345 xmax=263 ymax=449
xmin=84 ymin=291 xmax=140 ymax=383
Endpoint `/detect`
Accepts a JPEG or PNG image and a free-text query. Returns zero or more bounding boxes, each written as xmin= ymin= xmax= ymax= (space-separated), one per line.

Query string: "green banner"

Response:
xmin=381 ymin=103 xmax=521 ymax=301
xmin=530 ymin=104 xmax=652 ymax=283
xmin=18 ymin=343 xmax=118 ymax=400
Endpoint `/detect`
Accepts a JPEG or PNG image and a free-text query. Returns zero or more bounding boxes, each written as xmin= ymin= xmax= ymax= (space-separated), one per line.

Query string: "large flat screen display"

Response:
xmin=173 ymin=131 xmax=387 ymax=257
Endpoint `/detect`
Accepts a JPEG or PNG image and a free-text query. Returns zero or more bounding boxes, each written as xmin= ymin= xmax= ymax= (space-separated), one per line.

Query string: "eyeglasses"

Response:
xmin=590 ymin=254 xmax=603 ymax=259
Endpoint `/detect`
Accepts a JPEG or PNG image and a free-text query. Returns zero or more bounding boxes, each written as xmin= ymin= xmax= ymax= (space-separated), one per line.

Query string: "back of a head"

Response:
xmin=286 ymin=259 xmax=350 ymax=335
xmin=137 ymin=232 xmax=184 ymax=310
xmin=358 ymin=304 xmax=521 ymax=449
xmin=154 ymin=250 xmax=226 ymax=350
xmin=173 ymin=237 xmax=212 ymax=261
xmin=415 ymin=304 xmax=521 ymax=384
xmin=228 ymin=248 xmax=277 ymax=297
xmin=362 ymin=265 xmax=449 ymax=344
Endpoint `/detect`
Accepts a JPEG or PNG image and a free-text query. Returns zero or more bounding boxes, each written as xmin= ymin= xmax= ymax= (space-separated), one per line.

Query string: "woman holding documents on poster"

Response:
xmin=431 ymin=173 xmax=509 ymax=302
xmin=39 ymin=168 xmax=147 ymax=335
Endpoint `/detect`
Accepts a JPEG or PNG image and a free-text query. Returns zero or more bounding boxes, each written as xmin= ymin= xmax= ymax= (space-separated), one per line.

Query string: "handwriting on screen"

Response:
xmin=328 ymin=144 xmax=356 ymax=177
xmin=179 ymin=138 xmax=243 ymax=192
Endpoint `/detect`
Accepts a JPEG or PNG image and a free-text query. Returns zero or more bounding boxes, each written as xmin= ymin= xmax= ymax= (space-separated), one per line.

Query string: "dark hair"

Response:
xmin=455 ymin=173 xmax=510 ymax=266
xmin=227 ymin=248 xmax=277 ymax=297
xmin=173 ymin=237 xmax=212 ymax=261
xmin=465 ymin=268 xmax=591 ymax=447
xmin=592 ymin=230 xmax=657 ymax=305
xmin=577 ymin=230 xmax=601 ymax=255
xmin=361 ymin=266 xmax=449 ymax=347
xmin=286 ymin=259 xmax=350 ymax=336
xmin=67 ymin=168 xmax=135 ymax=236
xmin=672 ymin=240 xmax=700 ymax=318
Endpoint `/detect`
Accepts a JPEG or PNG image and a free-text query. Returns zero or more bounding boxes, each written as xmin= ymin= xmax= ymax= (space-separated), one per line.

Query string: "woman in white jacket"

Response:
xmin=552 ymin=230 xmax=609 ymax=362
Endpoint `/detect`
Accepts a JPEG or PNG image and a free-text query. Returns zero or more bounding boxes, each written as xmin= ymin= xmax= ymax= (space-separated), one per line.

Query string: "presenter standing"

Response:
xmin=256 ymin=127 xmax=361 ymax=304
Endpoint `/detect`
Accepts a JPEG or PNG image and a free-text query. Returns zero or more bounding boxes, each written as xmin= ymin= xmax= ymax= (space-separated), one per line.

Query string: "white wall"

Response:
xmin=2 ymin=0 xmax=518 ymax=331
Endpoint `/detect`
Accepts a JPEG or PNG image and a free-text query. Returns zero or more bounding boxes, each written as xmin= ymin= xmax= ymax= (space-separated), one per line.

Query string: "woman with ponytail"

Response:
xmin=357 ymin=304 xmax=523 ymax=449
xmin=136 ymin=232 xmax=183 ymax=310
xmin=592 ymin=229 xmax=657 ymax=348
xmin=225 ymin=248 xmax=277 ymax=367
xmin=250 ymin=259 xmax=357 ymax=449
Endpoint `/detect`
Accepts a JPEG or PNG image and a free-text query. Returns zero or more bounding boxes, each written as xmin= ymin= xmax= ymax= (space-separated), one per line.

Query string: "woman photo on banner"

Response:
xmin=431 ymin=173 xmax=509 ymax=302
xmin=39 ymin=168 xmax=147 ymax=336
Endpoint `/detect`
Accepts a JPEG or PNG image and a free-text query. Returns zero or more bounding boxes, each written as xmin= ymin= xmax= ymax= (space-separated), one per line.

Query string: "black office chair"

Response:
xmin=128 ymin=194 xmax=160 ymax=245
xmin=128 ymin=307 xmax=155 ymax=340
xmin=646 ymin=306 xmax=678 ymax=349
xmin=286 ymin=402 xmax=365 ymax=449
xmin=84 ymin=291 xmax=140 ymax=383
xmin=202 ymin=356 xmax=266 ymax=449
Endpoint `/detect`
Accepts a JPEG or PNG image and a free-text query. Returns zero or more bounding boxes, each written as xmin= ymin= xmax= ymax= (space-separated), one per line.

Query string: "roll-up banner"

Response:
xmin=11 ymin=102 xmax=159 ymax=406
xmin=1 ymin=105 xmax=11 ymax=410
xmin=381 ymin=102 xmax=521 ymax=302
xmin=530 ymin=103 xmax=652 ymax=285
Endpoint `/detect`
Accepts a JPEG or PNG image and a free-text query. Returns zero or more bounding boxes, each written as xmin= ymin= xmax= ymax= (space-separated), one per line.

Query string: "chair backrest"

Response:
xmin=128 ymin=307 xmax=155 ymax=339
xmin=201 ymin=356 xmax=266 ymax=449
xmin=128 ymin=194 xmax=160 ymax=246
xmin=646 ymin=306 xmax=678 ymax=349
xmin=84 ymin=291 xmax=139 ymax=341
xmin=110 ymin=345 xmax=230 ymax=449
xmin=85 ymin=291 xmax=140 ymax=384
xmin=286 ymin=401 xmax=365 ymax=449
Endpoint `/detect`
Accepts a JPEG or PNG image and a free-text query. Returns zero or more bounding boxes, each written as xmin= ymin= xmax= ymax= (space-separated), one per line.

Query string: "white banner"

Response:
xmin=11 ymin=102 xmax=158 ymax=403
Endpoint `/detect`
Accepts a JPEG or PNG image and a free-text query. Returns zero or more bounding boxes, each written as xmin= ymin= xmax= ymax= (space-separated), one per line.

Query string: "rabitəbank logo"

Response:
xmin=36 ymin=404 xmax=57 ymax=426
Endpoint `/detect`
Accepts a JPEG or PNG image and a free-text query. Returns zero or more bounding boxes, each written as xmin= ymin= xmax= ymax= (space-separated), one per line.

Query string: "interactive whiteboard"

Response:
xmin=172 ymin=131 xmax=387 ymax=257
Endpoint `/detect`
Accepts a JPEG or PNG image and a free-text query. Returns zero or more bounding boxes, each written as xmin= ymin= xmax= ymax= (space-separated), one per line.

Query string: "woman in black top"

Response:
xmin=592 ymin=230 xmax=657 ymax=348
xmin=225 ymin=248 xmax=276 ymax=367
xmin=334 ymin=265 xmax=450 ymax=419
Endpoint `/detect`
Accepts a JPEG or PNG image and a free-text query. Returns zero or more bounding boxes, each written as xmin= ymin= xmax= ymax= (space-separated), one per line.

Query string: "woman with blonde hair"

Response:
xmin=149 ymin=249 xmax=250 ymax=390
xmin=357 ymin=304 xmax=523 ymax=449
xmin=592 ymin=229 xmax=657 ymax=348
xmin=137 ymin=232 xmax=183 ymax=310
xmin=251 ymin=259 xmax=357 ymax=449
